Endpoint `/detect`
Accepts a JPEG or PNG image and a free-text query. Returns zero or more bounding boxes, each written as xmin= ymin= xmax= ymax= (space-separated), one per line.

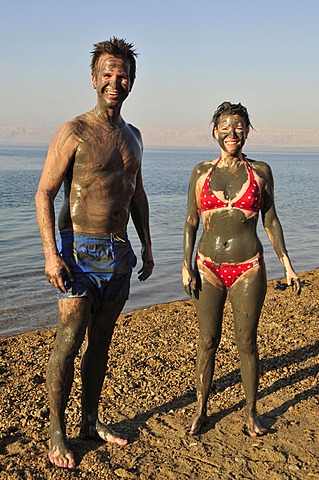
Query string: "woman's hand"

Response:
xmin=287 ymin=273 xmax=302 ymax=295
xmin=182 ymin=265 xmax=197 ymax=298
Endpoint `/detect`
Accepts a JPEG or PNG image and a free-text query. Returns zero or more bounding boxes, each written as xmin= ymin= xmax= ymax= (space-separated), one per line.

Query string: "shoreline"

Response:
xmin=1 ymin=269 xmax=318 ymax=479
xmin=2 ymin=267 xmax=318 ymax=339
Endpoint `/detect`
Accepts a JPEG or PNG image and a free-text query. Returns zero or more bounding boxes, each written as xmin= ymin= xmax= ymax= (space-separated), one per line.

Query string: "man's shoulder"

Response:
xmin=59 ymin=111 xmax=95 ymax=142
xmin=123 ymin=123 xmax=143 ymax=153
xmin=126 ymin=122 xmax=141 ymax=138
xmin=55 ymin=114 xmax=88 ymax=133
xmin=49 ymin=118 xmax=80 ymax=150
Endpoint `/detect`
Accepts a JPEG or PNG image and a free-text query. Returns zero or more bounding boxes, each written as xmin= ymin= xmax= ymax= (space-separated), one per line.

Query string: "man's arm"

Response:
xmin=261 ymin=163 xmax=301 ymax=295
xmin=35 ymin=123 xmax=78 ymax=292
xmin=130 ymin=168 xmax=154 ymax=281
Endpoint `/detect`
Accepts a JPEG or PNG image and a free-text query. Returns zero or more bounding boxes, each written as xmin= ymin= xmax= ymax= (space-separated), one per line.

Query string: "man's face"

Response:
xmin=92 ymin=54 xmax=132 ymax=108
xmin=214 ymin=115 xmax=248 ymax=155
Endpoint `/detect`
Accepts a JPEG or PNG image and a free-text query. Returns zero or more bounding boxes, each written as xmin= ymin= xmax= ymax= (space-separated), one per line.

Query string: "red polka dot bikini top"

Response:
xmin=200 ymin=156 xmax=261 ymax=213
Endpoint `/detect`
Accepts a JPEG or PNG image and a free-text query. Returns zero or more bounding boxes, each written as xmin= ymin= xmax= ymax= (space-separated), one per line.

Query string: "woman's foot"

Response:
xmin=185 ymin=412 xmax=207 ymax=435
xmin=246 ymin=411 xmax=267 ymax=437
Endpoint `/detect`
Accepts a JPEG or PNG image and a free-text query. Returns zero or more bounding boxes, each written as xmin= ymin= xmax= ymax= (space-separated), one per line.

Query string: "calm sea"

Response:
xmin=1 ymin=145 xmax=318 ymax=337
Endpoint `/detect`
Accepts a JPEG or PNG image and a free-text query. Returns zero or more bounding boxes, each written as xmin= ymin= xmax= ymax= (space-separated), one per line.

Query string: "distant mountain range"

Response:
xmin=0 ymin=125 xmax=57 ymax=145
xmin=1 ymin=123 xmax=319 ymax=150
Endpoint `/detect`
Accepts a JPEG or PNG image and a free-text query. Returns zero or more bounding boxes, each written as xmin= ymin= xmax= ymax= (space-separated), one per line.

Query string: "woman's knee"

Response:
xmin=235 ymin=334 xmax=257 ymax=356
xmin=199 ymin=332 xmax=221 ymax=352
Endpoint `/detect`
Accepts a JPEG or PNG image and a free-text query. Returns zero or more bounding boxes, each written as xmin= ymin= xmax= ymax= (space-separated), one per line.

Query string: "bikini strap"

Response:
xmin=211 ymin=156 xmax=222 ymax=174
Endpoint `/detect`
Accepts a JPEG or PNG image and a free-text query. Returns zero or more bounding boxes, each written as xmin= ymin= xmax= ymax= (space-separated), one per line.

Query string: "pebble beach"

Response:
xmin=0 ymin=270 xmax=318 ymax=479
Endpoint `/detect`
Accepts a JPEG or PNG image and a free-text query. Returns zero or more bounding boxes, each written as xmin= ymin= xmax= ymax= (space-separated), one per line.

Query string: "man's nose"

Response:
xmin=109 ymin=75 xmax=119 ymax=88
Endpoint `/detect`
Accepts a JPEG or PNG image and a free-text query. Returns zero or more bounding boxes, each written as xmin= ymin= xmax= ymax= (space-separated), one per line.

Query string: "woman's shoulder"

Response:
xmin=246 ymin=157 xmax=272 ymax=177
xmin=192 ymin=158 xmax=219 ymax=177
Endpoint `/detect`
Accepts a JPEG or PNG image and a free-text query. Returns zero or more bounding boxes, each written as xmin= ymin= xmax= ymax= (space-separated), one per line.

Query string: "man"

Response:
xmin=35 ymin=37 xmax=154 ymax=469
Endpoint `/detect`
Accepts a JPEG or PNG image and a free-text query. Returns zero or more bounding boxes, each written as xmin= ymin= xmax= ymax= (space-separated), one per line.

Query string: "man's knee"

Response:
xmin=54 ymin=317 xmax=88 ymax=361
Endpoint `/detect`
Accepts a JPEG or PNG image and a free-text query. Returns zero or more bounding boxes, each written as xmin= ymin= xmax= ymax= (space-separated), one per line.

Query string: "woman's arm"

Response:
xmin=260 ymin=163 xmax=301 ymax=295
xmin=182 ymin=165 xmax=201 ymax=297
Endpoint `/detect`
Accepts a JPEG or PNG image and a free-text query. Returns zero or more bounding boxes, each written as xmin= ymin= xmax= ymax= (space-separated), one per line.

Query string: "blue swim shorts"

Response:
xmin=57 ymin=231 xmax=137 ymax=311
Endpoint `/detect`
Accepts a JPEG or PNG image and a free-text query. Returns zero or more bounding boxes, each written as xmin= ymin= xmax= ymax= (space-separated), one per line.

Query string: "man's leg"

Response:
xmin=80 ymin=299 xmax=128 ymax=446
xmin=47 ymin=297 xmax=91 ymax=468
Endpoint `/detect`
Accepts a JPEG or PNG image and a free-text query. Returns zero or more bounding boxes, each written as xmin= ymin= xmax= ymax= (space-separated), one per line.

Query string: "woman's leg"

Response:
xmin=186 ymin=277 xmax=227 ymax=435
xmin=229 ymin=264 xmax=267 ymax=436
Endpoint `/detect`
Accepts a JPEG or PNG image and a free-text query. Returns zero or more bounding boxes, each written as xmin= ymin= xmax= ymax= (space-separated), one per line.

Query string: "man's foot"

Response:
xmin=246 ymin=412 xmax=267 ymax=437
xmin=80 ymin=419 xmax=128 ymax=446
xmin=185 ymin=413 xmax=207 ymax=436
xmin=48 ymin=439 xmax=76 ymax=469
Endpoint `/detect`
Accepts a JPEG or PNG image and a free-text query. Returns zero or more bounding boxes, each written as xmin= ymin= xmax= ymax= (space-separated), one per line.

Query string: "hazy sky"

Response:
xmin=1 ymin=0 xmax=318 ymax=131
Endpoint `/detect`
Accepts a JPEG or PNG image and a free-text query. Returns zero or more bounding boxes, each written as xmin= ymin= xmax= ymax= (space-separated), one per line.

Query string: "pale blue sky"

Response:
xmin=1 ymin=0 xmax=318 ymax=130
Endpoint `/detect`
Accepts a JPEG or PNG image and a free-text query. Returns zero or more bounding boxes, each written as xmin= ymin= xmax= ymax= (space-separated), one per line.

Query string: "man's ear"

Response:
xmin=92 ymin=74 xmax=97 ymax=89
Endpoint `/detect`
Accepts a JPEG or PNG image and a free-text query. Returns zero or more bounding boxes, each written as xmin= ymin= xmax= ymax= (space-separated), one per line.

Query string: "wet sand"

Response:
xmin=0 ymin=270 xmax=318 ymax=479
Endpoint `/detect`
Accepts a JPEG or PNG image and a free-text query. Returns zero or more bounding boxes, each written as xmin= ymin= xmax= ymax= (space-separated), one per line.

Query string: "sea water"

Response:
xmin=1 ymin=145 xmax=318 ymax=337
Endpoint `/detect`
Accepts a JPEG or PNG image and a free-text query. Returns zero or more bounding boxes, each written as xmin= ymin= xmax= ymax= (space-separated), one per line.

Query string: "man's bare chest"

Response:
xmin=74 ymin=136 xmax=140 ymax=174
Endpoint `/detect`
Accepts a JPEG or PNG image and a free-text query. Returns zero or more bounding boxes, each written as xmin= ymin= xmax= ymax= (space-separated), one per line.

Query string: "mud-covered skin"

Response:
xmin=35 ymin=48 xmax=153 ymax=468
xmin=59 ymin=113 xmax=142 ymax=233
xmin=36 ymin=54 xmax=154 ymax=292
xmin=183 ymin=113 xmax=300 ymax=436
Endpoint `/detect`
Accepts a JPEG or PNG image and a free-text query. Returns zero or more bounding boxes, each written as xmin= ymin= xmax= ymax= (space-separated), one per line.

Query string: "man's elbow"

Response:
xmin=35 ymin=187 xmax=46 ymax=206
xmin=35 ymin=188 xmax=53 ymax=210
xmin=34 ymin=189 xmax=41 ymax=208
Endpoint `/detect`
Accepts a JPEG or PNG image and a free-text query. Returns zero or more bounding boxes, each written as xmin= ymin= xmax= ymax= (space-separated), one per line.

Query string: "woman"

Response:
xmin=182 ymin=102 xmax=301 ymax=437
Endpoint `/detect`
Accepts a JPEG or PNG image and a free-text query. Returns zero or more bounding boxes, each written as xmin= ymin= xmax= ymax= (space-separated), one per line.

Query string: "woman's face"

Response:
xmin=214 ymin=114 xmax=249 ymax=156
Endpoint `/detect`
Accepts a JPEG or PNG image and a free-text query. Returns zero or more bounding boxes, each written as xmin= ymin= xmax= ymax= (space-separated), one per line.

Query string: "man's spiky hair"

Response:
xmin=90 ymin=37 xmax=138 ymax=85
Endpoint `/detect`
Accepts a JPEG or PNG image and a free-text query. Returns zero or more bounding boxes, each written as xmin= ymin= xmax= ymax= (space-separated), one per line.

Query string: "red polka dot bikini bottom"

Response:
xmin=197 ymin=253 xmax=261 ymax=288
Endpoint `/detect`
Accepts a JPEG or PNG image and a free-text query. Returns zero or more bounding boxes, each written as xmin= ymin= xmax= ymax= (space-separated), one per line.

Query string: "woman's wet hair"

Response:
xmin=211 ymin=102 xmax=253 ymax=137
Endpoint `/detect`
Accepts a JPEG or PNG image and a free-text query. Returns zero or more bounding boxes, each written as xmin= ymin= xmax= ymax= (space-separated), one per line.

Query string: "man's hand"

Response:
xmin=45 ymin=256 xmax=73 ymax=293
xmin=137 ymin=246 xmax=154 ymax=281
